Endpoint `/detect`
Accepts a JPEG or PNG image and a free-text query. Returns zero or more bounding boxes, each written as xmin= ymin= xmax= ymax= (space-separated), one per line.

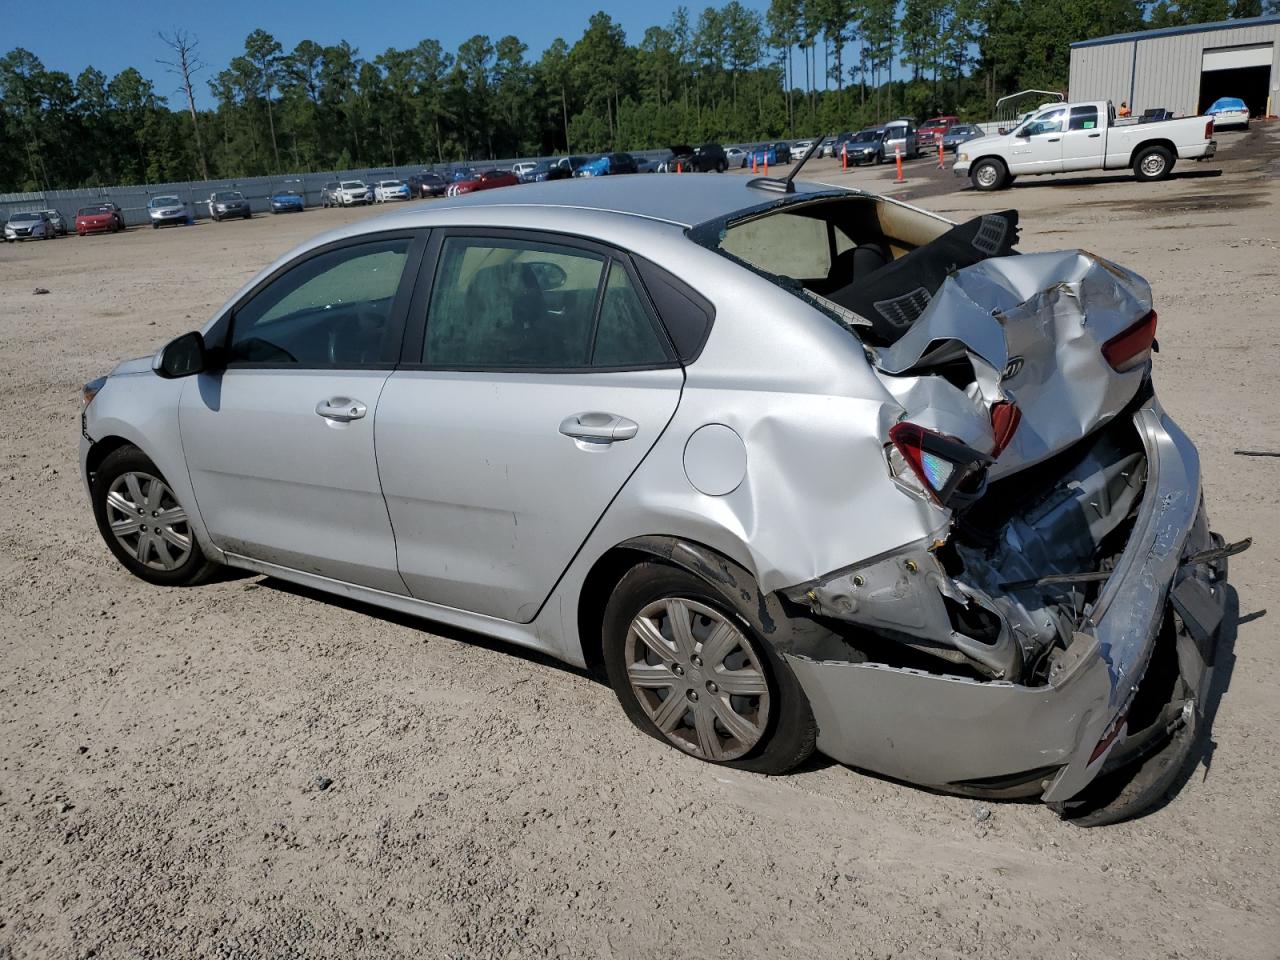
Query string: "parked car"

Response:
xmin=448 ymin=167 xmax=478 ymax=183
xmin=448 ymin=168 xmax=520 ymax=196
xmin=409 ymin=172 xmax=449 ymax=197
xmin=955 ymin=99 xmax=1217 ymax=190
xmin=917 ymin=115 xmax=959 ymax=148
xmin=75 ymin=204 xmax=124 ymax=236
xmin=772 ymin=142 xmax=792 ymax=163
xmin=1206 ymin=96 xmax=1250 ymax=130
xmin=740 ymin=144 xmax=777 ymax=169
xmin=39 ymin=208 xmax=69 ymax=236
xmin=881 ymin=120 xmax=919 ymax=159
xmin=826 ymin=132 xmax=858 ymax=159
xmin=661 ymin=144 xmax=728 ymax=173
xmin=334 ymin=180 xmax=372 ymax=206
xmin=941 ymin=123 xmax=985 ymax=153
xmin=320 ymin=182 xmax=341 ymax=207
xmin=791 ymin=139 xmax=815 ymax=156
xmin=514 ymin=161 xmax=554 ymax=183
xmin=374 ymin=179 xmax=412 ymax=202
xmin=576 ymin=153 xmax=640 ymax=177
xmin=209 ymin=191 xmax=251 ymax=221
xmin=269 ymin=189 xmax=305 ymax=214
xmin=724 ymin=146 xmax=747 ymax=165
xmin=842 ymin=128 xmax=887 ymax=165
xmin=80 ymin=175 xmax=1234 ymax=825
xmin=545 ymin=156 xmax=593 ymax=181
xmin=512 ymin=161 xmax=539 ymax=180
xmin=148 ymin=196 xmax=189 ymax=229
xmin=4 ymin=210 xmax=54 ymax=242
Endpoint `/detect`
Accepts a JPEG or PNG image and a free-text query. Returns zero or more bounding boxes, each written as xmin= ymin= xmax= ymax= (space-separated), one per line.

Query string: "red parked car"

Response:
xmin=917 ymin=115 xmax=959 ymax=149
xmin=75 ymin=203 xmax=125 ymax=236
xmin=449 ymin=169 xmax=520 ymax=196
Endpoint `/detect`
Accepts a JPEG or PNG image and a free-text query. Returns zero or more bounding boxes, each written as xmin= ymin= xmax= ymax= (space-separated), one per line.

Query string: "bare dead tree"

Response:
xmin=158 ymin=29 xmax=210 ymax=180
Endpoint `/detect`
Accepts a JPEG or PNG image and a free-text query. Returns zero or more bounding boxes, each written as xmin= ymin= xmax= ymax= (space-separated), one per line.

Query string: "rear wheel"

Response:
xmin=91 ymin=445 xmax=219 ymax=587
xmin=602 ymin=562 xmax=816 ymax=774
xmin=971 ymin=158 xmax=1008 ymax=191
xmin=1133 ymin=145 xmax=1174 ymax=182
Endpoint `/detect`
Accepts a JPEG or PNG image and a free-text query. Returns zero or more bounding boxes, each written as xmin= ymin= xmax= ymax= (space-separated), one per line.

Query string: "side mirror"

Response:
xmin=154 ymin=331 xmax=208 ymax=379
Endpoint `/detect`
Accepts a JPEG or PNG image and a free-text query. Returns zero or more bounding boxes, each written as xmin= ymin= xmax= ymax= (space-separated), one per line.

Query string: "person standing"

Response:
xmin=1118 ymin=101 xmax=1132 ymax=118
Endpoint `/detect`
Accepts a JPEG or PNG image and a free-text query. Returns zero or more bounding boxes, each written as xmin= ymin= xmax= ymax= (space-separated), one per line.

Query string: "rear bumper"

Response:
xmin=785 ymin=395 xmax=1222 ymax=804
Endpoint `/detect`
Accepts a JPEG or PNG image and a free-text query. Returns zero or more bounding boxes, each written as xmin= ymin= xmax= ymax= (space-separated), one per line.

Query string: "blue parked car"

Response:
xmin=268 ymin=188 xmax=305 ymax=214
xmin=742 ymin=144 xmax=777 ymax=169
xmin=448 ymin=166 xmax=477 ymax=183
xmin=1206 ymin=96 xmax=1250 ymax=130
xmin=574 ymin=153 xmax=639 ymax=177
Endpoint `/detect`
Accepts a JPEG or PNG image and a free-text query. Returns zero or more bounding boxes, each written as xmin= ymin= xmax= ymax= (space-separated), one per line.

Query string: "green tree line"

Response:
xmin=0 ymin=0 xmax=1270 ymax=191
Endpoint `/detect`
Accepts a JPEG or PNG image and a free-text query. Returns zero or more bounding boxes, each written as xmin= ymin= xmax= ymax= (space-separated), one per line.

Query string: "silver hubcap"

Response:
xmin=1141 ymin=154 xmax=1166 ymax=176
xmin=104 ymin=471 xmax=192 ymax=571
xmin=624 ymin=598 xmax=771 ymax=761
xmin=975 ymin=164 xmax=998 ymax=187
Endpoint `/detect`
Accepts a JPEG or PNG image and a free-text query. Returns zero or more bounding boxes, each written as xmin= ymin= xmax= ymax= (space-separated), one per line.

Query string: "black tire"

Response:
xmin=1133 ymin=145 xmax=1174 ymax=182
xmin=243 ymin=212 xmax=252 ymax=220
xmin=601 ymin=561 xmax=817 ymax=774
xmin=716 ymin=160 xmax=726 ymax=173
xmin=971 ymin=157 xmax=1008 ymax=191
xmin=91 ymin=445 xmax=219 ymax=587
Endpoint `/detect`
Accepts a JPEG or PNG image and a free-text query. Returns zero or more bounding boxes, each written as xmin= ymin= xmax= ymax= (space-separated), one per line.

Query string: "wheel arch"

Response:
xmin=1129 ymin=138 xmax=1176 ymax=167
xmin=970 ymin=154 xmax=1008 ymax=174
xmin=85 ymin=434 xmax=138 ymax=487
xmin=575 ymin=535 xmax=814 ymax=678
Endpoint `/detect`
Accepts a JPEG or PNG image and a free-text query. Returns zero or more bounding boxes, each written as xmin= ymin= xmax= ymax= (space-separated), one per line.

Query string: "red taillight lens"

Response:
xmin=889 ymin=422 xmax=993 ymax=506
xmin=1102 ymin=310 xmax=1157 ymax=372
xmin=989 ymin=401 xmax=1021 ymax=457
xmin=1205 ymin=119 xmax=1213 ymax=139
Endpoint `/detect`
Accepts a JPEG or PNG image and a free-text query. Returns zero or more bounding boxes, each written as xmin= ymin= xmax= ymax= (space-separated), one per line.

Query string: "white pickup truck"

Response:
xmin=953 ymin=100 xmax=1216 ymax=191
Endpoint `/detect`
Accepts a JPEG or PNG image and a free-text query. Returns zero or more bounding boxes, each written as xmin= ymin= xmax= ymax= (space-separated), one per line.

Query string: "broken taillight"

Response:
xmin=989 ymin=401 xmax=1022 ymax=457
xmin=1102 ymin=310 xmax=1157 ymax=372
xmin=888 ymin=422 xmax=993 ymax=507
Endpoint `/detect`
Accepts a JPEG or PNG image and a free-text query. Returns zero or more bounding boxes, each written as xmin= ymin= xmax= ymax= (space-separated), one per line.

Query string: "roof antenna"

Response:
xmin=746 ymin=135 xmax=827 ymax=194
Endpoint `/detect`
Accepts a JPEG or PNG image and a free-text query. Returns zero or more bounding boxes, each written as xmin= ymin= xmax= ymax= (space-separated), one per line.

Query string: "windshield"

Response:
xmin=151 ymin=196 xmax=181 ymax=207
xmin=276 ymin=190 xmax=300 ymax=196
xmin=341 ymin=181 xmax=364 ymax=189
xmin=77 ymin=207 xmax=106 ymax=216
xmin=381 ymin=180 xmax=404 ymax=187
xmin=212 ymin=192 xmax=242 ymax=201
xmin=855 ymin=130 xmax=881 ymax=141
xmin=10 ymin=212 xmax=39 ymax=221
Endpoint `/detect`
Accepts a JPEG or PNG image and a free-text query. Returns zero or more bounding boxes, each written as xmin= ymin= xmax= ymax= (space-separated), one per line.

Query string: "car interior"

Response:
xmin=714 ymin=195 xmax=1020 ymax=345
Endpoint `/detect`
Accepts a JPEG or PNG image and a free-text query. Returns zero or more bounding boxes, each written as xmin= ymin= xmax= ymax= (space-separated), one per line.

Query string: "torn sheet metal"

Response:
xmin=875 ymin=250 xmax=1153 ymax=475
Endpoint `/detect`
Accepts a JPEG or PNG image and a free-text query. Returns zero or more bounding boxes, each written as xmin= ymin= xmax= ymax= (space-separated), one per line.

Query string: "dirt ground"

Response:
xmin=2 ymin=128 xmax=1278 ymax=960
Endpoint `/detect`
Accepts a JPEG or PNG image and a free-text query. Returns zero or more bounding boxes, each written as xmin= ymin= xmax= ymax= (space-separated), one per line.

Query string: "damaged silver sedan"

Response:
xmin=80 ymin=176 xmax=1241 ymax=824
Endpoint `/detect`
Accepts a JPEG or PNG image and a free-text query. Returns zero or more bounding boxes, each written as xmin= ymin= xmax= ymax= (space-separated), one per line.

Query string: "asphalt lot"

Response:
xmin=2 ymin=127 xmax=1278 ymax=959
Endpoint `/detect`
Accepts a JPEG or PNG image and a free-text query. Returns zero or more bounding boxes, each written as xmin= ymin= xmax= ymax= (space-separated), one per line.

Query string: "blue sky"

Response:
xmin=6 ymin=0 xmax=778 ymax=109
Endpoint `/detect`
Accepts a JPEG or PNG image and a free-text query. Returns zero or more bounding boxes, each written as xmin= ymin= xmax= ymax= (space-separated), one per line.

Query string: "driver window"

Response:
xmin=1027 ymin=110 xmax=1065 ymax=135
xmin=229 ymin=238 xmax=410 ymax=365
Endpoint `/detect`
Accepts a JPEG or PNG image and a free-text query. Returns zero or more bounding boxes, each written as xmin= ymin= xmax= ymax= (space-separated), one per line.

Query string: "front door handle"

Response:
xmin=316 ymin=397 xmax=367 ymax=422
xmin=559 ymin=412 xmax=639 ymax=444
xmin=1088 ymin=133 xmax=1101 ymax=138
xmin=1047 ymin=137 xmax=1061 ymax=142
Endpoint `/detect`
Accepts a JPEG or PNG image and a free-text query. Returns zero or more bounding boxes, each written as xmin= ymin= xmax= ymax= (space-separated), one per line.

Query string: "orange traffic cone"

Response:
xmin=894 ymin=145 xmax=905 ymax=183
xmin=937 ymin=142 xmax=945 ymax=170
xmin=763 ymin=155 xmax=768 ymax=175
xmin=751 ymin=153 xmax=757 ymax=173
xmin=676 ymin=160 xmax=682 ymax=173
xmin=841 ymin=143 xmax=848 ymax=171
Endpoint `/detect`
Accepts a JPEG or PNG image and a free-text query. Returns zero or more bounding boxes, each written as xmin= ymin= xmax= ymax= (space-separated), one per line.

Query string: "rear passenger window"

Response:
xmin=592 ymin=262 xmax=669 ymax=366
xmin=423 ymin=237 xmax=674 ymax=369
xmin=1070 ymin=106 xmax=1099 ymax=131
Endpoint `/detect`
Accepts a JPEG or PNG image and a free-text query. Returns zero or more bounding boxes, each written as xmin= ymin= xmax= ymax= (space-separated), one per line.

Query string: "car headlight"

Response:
xmin=958 ymin=152 xmax=969 ymax=162
xmin=82 ymin=375 xmax=107 ymax=408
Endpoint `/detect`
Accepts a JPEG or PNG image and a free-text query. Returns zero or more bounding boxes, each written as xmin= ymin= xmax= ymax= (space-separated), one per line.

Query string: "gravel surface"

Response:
xmin=2 ymin=129 xmax=1278 ymax=959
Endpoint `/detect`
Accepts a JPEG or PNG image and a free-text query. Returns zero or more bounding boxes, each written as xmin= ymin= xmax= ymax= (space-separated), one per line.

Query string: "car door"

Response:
xmin=1006 ymin=107 xmax=1066 ymax=174
xmin=1061 ymin=105 xmax=1106 ymax=172
xmin=375 ymin=230 xmax=684 ymax=623
xmin=179 ymin=230 xmax=426 ymax=593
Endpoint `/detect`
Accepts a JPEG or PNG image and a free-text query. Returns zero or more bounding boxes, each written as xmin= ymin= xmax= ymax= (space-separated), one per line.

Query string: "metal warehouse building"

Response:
xmin=1069 ymin=14 xmax=1280 ymax=119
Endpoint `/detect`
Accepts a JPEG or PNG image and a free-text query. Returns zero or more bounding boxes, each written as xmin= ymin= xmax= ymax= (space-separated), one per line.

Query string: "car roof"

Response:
xmin=369 ymin=174 xmax=846 ymax=230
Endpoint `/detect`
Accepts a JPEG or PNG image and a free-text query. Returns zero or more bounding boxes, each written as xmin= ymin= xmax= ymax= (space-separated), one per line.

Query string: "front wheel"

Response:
xmin=971 ymin=158 xmax=1009 ymax=191
xmin=1134 ymin=145 xmax=1174 ymax=182
xmin=602 ymin=562 xmax=816 ymax=774
xmin=91 ymin=445 xmax=219 ymax=587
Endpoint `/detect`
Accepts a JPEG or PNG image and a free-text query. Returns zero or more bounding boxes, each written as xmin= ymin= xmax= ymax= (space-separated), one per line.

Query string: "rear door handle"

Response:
xmin=559 ymin=412 xmax=639 ymax=443
xmin=316 ymin=397 xmax=367 ymax=422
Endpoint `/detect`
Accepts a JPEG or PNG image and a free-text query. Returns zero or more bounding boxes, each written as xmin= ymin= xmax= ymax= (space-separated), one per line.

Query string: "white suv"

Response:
xmin=336 ymin=180 xmax=371 ymax=206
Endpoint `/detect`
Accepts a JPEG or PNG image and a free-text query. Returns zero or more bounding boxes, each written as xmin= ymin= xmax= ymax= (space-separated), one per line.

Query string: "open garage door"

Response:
xmin=1198 ymin=43 xmax=1274 ymax=117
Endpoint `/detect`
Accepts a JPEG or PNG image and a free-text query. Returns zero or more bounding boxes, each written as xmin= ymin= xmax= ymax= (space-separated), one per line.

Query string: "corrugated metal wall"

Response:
xmin=1070 ymin=22 xmax=1280 ymax=115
